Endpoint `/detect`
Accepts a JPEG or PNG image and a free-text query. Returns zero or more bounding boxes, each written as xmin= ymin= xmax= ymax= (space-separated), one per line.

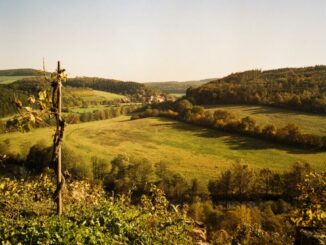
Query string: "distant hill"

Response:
xmin=186 ymin=66 xmax=326 ymax=113
xmin=0 ymin=68 xmax=47 ymax=76
xmin=0 ymin=69 xmax=50 ymax=85
xmin=68 ymin=77 xmax=156 ymax=101
xmin=145 ymin=78 xmax=215 ymax=94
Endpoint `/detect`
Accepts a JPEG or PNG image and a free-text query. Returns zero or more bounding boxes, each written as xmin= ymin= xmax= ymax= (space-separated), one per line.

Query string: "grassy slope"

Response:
xmin=1 ymin=116 xmax=325 ymax=187
xmin=65 ymin=88 xmax=126 ymax=102
xmin=0 ymin=87 xmax=127 ymax=119
xmin=0 ymin=76 xmax=36 ymax=84
xmin=206 ymin=104 xmax=326 ymax=136
xmin=169 ymin=93 xmax=185 ymax=98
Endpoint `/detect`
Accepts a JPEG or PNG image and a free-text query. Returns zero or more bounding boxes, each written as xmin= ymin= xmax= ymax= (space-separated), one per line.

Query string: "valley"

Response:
xmin=1 ymin=115 xmax=325 ymax=187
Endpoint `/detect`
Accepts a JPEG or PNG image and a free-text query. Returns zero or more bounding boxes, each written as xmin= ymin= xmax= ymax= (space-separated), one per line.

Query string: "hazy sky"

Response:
xmin=1 ymin=0 xmax=326 ymax=82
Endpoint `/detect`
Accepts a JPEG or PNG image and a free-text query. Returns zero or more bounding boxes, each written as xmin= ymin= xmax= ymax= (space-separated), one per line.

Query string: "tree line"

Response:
xmin=133 ymin=99 xmax=326 ymax=150
xmin=186 ymin=66 xmax=326 ymax=114
xmin=64 ymin=105 xmax=142 ymax=124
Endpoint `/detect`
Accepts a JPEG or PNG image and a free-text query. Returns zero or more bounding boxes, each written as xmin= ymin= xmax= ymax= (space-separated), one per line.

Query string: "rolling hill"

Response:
xmin=187 ymin=66 xmax=326 ymax=113
xmin=0 ymin=68 xmax=48 ymax=84
xmin=0 ymin=68 xmax=47 ymax=76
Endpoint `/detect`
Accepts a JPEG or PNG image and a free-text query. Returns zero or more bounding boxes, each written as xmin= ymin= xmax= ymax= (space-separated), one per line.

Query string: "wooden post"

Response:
xmin=56 ymin=61 xmax=63 ymax=215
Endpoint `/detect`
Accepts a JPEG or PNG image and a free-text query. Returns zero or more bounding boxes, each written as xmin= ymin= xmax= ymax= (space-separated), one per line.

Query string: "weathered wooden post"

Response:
xmin=56 ymin=61 xmax=63 ymax=215
xmin=51 ymin=61 xmax=65 ymax=215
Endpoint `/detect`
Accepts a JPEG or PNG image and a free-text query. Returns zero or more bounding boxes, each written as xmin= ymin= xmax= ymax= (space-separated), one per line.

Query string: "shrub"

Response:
xmin=0 ymin=176 xmax=194 ymax=244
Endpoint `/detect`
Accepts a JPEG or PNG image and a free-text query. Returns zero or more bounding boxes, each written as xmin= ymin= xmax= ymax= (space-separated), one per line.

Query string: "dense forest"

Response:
xmin=186 ymin=66 xmax=326 ymax=113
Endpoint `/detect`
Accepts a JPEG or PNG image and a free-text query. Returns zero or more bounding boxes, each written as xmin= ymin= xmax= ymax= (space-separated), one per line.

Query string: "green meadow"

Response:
xmin=0 ymin=75 xmax=36 ymax=84
xmin=1 ymin=116 xmax=325 ymax=187
xmin=65 ymin=87 xmax=126 ymax=102
xmin=206 ymin=104 xmax=326 ymax=136
xmin=169 ymin=93 xmax=185 ymax=98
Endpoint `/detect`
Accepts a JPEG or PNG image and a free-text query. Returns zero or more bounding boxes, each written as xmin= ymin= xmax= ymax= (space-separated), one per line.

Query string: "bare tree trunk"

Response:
xmin=56 ymin=61 xmax=63 ymax=215
xmin=50 ymin=61 xmax=65 ymax=215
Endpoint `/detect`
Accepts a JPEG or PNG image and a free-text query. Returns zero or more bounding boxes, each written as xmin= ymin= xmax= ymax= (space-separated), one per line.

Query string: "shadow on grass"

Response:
xmin=205 ymin=104 xmax=326 ymax=117
xmin=151 ymin=117 xmax=322 ymax=155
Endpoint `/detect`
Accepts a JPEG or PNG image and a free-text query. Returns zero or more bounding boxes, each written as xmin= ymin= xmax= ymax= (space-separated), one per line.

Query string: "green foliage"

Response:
xmin=104 ymin=156 xmax=195 ymax=203
xmin=0 ymin=176 xmax=194 ymax=244
xmin=5 ymin=74 xmax=60 ymax=132
xmin=188 ymin=201 xmax=294 ymax=244
xmin=291 ymin=170 xmax=326 ymax=227
xmin=104 ymin=155 xmax=155 ymax=197
xmin=207 ymin=161 xmax=324 ymax=203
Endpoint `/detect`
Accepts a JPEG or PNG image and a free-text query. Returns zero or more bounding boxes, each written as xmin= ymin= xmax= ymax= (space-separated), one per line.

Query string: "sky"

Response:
xmin=0 ymin=0 xmax=326 ymax=82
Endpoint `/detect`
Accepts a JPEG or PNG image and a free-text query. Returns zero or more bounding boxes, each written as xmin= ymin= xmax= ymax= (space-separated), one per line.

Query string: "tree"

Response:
xmin=208 ymin=169 xmax=233 ymax=205
xmin=258 ymin=168 xmax=273 ymax=196
xmin=283 ymin=162 xmax=311 ymax=199
xmin=175 ymin=99 xmax=193 ymax=116
xmin=262 ymin=124 xmax=277 ymax=139
xmin=232 ymin=161 xmax=254 ymax=198
xmin=239 ymin=116 xmax=256 ymax=133
xmin=293 ymin=170 xmax=326 ymax=228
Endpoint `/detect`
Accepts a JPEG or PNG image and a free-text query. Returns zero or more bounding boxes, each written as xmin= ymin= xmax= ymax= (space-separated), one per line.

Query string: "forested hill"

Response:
xmin=145 ymin=78 xmax=214 ymax=94
xmin=67 ymin=77 xmax=155 ymax=98
xmin=0 ymin=68 xmax=47 ymax=76
xmin=0 ymin=75 xmax=156 ymax=117
xmin=186 ymin=66 xmax=326 ymax=113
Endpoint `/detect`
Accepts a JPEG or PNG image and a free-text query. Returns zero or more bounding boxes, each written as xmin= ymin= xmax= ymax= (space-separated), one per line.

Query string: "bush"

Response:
xmin=0 ymin=176 xmax=194 ymax=244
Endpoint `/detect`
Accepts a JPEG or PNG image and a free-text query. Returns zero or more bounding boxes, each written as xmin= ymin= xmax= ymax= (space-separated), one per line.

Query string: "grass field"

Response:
xmin=0 ymin=76 xmax=36 ymax=84
xmin=206 ymin=104 xmax=326 ymax=136
xmin=68 ymin=105 xmax=112 ymax=113
xmin=169 ymin=93 xmax=185 ymax=98
xmin=1 ymin=116 xmax=325 ymax=188
xmin=65 ymin=87 xmax=126 ymax=102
